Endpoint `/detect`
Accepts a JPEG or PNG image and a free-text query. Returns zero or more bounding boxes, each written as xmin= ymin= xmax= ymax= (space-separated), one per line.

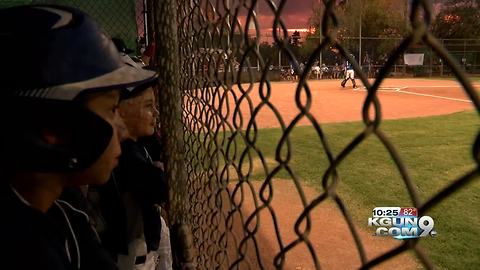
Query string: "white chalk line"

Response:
xmin=353 ymin=87 xmax=399 ymax=92
xmin=395 ymin=88 xmax=472 ymax=103
xmin=354 ymin=86 xmax=472 ymax=103
xmin=397 ymin=84 xmax=480 ymax=88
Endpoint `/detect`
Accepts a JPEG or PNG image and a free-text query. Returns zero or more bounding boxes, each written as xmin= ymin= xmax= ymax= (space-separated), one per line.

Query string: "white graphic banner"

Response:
xmin=404 ymin=53 xmax=424 ymax=66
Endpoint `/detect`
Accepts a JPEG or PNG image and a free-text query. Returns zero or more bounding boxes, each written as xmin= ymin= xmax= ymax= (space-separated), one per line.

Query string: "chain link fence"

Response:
xmin=150 ymin=0 xmax=480 ymax=269
xmin=3 ymin=0 xmax=478 ymax=269
xmin=1 ymin=0 xmax=147 ymax=53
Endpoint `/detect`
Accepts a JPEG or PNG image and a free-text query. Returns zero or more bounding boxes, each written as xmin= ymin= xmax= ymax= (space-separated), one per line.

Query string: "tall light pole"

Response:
xmin=319 ymin=24 xmax=322 ymax=69
xmin=358 ymin=0 xmax=362 ymax=66
xmin=276 ymin=0 xmax=281 ymax=69
xmin=278 ymin=27 xmax=281 ymax=69
xmin=227 ymin=0 xmax=231 ymax=73
xmin=256 ymin=1 xmax=260 ymax=71
xmin=317 ymin=0 xmax=323 ymax=70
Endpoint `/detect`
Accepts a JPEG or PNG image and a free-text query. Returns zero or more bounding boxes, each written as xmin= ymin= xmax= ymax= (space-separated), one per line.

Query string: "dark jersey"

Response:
xmin=89 ymin=139 xmax=169 ymax=258
xmin=345 ymin=60 xmax=354 ymax=70
xmin=0 ymin=184 xmax=118 ymax=270
xmin=59 ymin=188 xmax=119 ymax=270
xmin=0 ymin=185 xmax=72 ymax=270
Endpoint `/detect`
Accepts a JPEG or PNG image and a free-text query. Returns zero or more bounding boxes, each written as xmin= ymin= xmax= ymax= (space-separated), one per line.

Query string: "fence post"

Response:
xmin=146 ymin=0 xmax=155 ymax=46
xmin=440 ymin=39 xmax=444 ymax=76
xmin=429 ymin=48 xmax=433 ymax=78
xmin=153 ymin=0 xmax=195 ymax=269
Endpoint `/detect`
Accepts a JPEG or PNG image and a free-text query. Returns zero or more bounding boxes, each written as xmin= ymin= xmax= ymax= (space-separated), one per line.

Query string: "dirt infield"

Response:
xmin=229 ymin=78 xmax=476 ymax=128
xmin=202 ymin=78 xmax=477 ymax=269
xmin=233 ymin=180 xmax=418 ymax=270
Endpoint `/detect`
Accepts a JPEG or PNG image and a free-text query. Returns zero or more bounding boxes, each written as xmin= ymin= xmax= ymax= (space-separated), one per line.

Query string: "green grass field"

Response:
xmin=222 ymin=110 xmax=479 ymax=269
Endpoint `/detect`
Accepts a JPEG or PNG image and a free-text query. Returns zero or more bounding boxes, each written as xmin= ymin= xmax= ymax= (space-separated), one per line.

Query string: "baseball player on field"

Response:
xmin=341 ymin=54 xmax=358 ymax=89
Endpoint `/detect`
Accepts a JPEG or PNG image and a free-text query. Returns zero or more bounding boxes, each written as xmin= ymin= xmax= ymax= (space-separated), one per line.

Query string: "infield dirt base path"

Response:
xmin=231 ymin=78 xmax=475 ymax=128
xmin=218 ymin=79 xmax=477 ymax=269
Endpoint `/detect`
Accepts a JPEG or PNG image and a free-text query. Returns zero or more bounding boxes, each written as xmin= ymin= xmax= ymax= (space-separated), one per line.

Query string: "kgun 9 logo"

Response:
xmin=368 ymin=207 xmax=437 ymax=239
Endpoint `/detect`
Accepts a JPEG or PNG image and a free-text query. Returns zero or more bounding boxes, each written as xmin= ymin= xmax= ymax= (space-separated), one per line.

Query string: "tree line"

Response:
xmin=257 ymin=0 xmax=479 ymax=67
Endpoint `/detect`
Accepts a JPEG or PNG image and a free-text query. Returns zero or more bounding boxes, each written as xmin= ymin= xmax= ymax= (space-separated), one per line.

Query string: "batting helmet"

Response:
xmin=0 ymin=5 xmax=158 ymax=172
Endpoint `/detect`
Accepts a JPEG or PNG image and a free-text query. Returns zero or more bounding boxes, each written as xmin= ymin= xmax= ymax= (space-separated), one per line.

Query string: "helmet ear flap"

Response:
xmin=0 ymin=99 xmax=113 ymax=172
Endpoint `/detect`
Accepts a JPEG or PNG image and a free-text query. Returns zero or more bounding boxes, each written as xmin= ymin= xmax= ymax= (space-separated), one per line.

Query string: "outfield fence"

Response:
xmin=268 ymin=35 xmax=480 ymax=78
xmin=153 ymin=0 xmax=480 ymax=269
xmin=330 ymin=37 xmax=480 ymax=76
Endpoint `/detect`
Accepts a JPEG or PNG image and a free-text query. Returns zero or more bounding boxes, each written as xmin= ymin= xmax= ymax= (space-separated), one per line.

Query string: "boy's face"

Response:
xmin=70 ymin=90 xmax=123 ymax=185
xmin=119 ymin=87 xmax=158 ymax=139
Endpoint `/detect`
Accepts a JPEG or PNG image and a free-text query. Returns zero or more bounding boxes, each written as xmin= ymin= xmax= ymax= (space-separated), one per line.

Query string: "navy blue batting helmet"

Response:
xmin=0 ymin=5 xmax=158 ymax=172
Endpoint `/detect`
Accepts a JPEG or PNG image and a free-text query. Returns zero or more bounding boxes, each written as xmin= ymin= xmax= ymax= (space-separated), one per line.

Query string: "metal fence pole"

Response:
xmin=153 ymin=0 xmax=195 ymax=268
xmin=156 ymin=0 xmax=480 ymax=269
xmin=146 ymin=0 xmax=155 ymax=45
xmin=142 ymin=0 xmax=148 ymax=45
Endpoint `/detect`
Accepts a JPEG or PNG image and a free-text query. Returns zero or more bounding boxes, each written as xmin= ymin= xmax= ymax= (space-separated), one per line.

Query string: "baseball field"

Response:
xmin=208 ymin=77 xmax=479 ymax=269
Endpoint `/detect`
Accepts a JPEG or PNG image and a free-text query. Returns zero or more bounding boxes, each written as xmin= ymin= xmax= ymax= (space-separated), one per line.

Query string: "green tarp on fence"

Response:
xmin=1 ymin=0 xmax=140 ymax=53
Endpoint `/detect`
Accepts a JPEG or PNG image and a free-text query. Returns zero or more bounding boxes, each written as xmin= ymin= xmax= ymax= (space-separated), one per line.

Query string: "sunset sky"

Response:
xmin=235 ymin=0 xmax=318 ymax=43
xmin=239 ymin=0 xmax=317 ymax=31
xmin=256 ymin=0 xmax=317 ymax=29
xmin=136 ymin=0 xmax=318 ymax=40
xmin=138 ymin=0 xmax=426 ymax=43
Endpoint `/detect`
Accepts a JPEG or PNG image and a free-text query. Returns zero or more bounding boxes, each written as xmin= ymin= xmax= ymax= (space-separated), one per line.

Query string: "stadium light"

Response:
xmin=359 ymin=0 xmax=362 ymax=66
